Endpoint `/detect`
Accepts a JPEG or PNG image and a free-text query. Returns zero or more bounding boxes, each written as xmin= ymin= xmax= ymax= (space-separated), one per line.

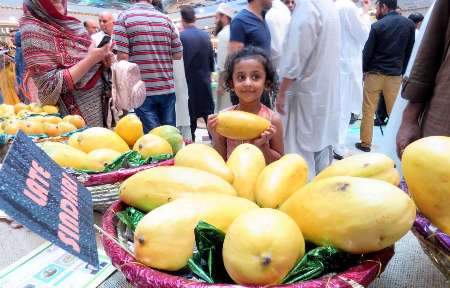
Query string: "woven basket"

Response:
xmin=101 ymin=201 xmax=395 ymax=288
xmin=400 ymin=181 xmax=450 ymax=280
xmin=77 ymin=159 xmax=174 ymax=212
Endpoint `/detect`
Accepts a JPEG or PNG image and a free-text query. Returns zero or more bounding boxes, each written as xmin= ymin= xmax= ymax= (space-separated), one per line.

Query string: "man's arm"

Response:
xmin=362 ymin=26 xmax=376 ymax=73
xmin=229 ymin=19 xmax=246 ymax=54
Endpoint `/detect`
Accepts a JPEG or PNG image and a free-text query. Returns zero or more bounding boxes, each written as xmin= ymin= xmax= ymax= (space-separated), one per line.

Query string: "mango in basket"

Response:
xmin=63 ymin=115 xmax=86 ymax=129
xmin=38 ymin=142 xmax=103 ymax=171
xmin=280 ymin=176 xmax=416 ymax=253
xmin=14 ymin=103 xmax=30 ymax=114
xmin=42 ymin=105 xmax=59 ymax=114
xmin=175 ymin=143 xmax=233 ymax=183
xmin=19 ymin=120 xmax=45 ymax=135
xmin=16 ymin=109 xmax=32 ymax=119
xmin=0 ymin=104 xmax=15 ymax=118
xmin=88 ymin=148 xmax=122 ymax=167
xmin=255 ymin=154 xmax=308 ymax=208
xmin=150 ymin=125 xmax=183 ymax=153
xmin=67 ymin=132 xmax=83 ymax=150
xmin=402 ymin=136 xmax=450 ymax=235
xmin=56 ymin=121 xmax=77 ymax=135
xmin=77 ymin=127 xmax=129 ymax=153
xmin=223 ymin=208 xmax=304 ymax=285
xmin=29 ymin=103 xmax=43 ymax=113
xmin=216 ymin=110 xmax=270 ymax=140
xmin=227 ymin=143 xmax=266 ymax=201
xmin=3 ymin=119 xmax=21 ymax=135
xmin=134 ymin=194 xmax=258 ymax=271
xmin=43 ymin=123 xmax=60 ymax=137
xmin=44 ymin=115 xmax=63 ymax=124
xmin=314 ymin=153 xmax=400 ymax=186
xmin=115 ymin=114 xmax=143 ymax=147
xmin=133 ymin=133 xmax=172 ymax=158
xmin=120 ymin=166 xmax=237 ymax=212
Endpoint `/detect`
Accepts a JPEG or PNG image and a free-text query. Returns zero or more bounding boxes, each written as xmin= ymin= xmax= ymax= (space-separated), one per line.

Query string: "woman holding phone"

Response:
xmin=20 ymin=0 xmax=113 ymax=126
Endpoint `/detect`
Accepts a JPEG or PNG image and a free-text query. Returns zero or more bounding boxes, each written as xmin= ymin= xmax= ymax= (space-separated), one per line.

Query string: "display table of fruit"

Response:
xmin=97 ymin=111 xmax=448 ymax=287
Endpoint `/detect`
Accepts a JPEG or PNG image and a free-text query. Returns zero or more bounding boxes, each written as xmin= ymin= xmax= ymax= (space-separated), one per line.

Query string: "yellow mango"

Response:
xmin=175 ymin=143 xmax=233 ymax=183
xmin=42 ymin=105 xmax=59 ymax=114
xmin=88 ymin=148 xmax=122 ymax=167
xmin=223 ymin=209 xmax=304 ymax=285
xmin=227 ymin=143 xmax=266 ymax=201
xmin=38 ymin=142 xmax=103 ymax=171
xmin=63 ymin=115 xmax=86 ymax=129
xmin=120 ymin=166 xmax=237 ymax=212
xmin=19 ymin=120 xmax=44 ymax=135
xmin=255 ymin=154 xmax=308 ymax=208
xmin=402 ymin=136 xmax=450 ymax=234
xmin=67 ymin=133 xmax=82 ymax=150
xmin=133 ymin=133 xmax=173 ymax=158
xmin=134 ymin=194 xmax=258 ymax=271
xmin=77 ymin=127 xmax=129 ymax=153
xmin=115 ymin=114 xmax=143 ymax=146
xmin=280 ymin=176 xmax=416 ymax=253
xmin=314 ymin=153 xmax=399 ymax=185
xmin=216 ymin=110 xmax=270 ymax=140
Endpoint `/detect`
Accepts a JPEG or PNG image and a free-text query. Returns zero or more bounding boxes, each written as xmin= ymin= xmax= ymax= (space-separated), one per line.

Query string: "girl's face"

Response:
xmin=231 ymin=58 xmax=267 ymax=104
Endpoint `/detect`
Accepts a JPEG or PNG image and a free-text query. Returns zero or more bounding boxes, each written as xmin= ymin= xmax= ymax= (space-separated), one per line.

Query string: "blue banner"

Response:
xmin=0 ymin=131 xmax=99 ymax=267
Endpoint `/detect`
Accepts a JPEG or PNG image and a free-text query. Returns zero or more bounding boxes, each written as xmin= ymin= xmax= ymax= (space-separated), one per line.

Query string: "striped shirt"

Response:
xmin=113 ymin=3 xmax=183 ymax=96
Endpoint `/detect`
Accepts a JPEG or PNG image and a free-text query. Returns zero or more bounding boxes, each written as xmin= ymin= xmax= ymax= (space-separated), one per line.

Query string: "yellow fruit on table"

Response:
xmin=42 ymin=105 xmax=59 ymax=114
xmin=14 ymin=103 xmax=30 ymax=114
xmin=255 ymin=154 xmax=308 ymax=208
xmin=38 ymin=142 xmax=103 ymax=171
xmin=67 ymin=133 xmax=83 ymax=150
xmin=175 ymin=143 xmax=233 ymax=183
xmin=280 ymin=176 xmax=416 ymax=253
xmin=28 ymin=115 xmax=46 ymax=123
xmin=43 ymin=123 xmax=60 ymax=137
xmin=223 ymin=208 xmax=305 ymax=285
xmin=150 ymin=125 xmax=184 ymax=153
xmin=77 ymin=127 xmax=130 ymax=153
xmin=120 ymin=166 xmax=237 ymax=212
xmin=88 ymin=148 xmax=122 ymax=167
xmin=227 ymin=143 xmax=266 ymax=201
xmin=314 ymin=153 xmax=400 ymax=186
xmin=4 ymin=120 xmax=21 ymax=135
xmin=402 ymin=136 xmax=450 ymax=234
xmin=0 ymin=104 xmax=15 ymax=117
xmin=115 ymin=114 xmax=144 ymax=146
xmin=133 ymin=133 xmax=173 ymax=158
xmin=16 ymin=109 xmax=32 ymax=119
xmin=44 ymin=115 xmax=63 ymax=124
xmin=19 ymin=120 xmax=45 ymax=135
xmin=134 ymin=194 xmax=258 ymax=271
xmin=216 ymin=110 xmax=271 ymax=140
xmin=29 ymin=103 xmax=43 ymax=113
xmin=63 ymin=115 xmax=86 ymax=129
xmin=56 ymin=122 xmax=77 ymax=135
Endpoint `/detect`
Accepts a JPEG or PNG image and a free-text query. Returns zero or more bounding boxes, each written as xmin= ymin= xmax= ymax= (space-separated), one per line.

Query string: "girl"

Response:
xmin=208 ymin=46 xmax=284 ymax=164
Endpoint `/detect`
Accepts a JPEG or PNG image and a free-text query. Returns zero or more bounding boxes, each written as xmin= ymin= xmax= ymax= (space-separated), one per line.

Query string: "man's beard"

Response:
xmin=215 ymin=20 xmax=224 ymax=36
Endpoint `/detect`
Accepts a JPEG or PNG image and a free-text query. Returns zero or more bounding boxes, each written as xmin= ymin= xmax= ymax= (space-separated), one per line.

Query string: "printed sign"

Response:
xmin=0 ymin=131 xmax=99 ymax=267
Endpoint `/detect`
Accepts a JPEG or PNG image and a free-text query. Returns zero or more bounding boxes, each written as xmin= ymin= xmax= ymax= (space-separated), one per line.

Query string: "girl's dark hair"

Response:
xmin=224 ymin=46 xmax=278 ymax=107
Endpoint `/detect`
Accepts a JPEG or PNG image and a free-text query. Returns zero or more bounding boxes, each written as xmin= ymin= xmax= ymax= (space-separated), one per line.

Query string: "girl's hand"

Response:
xmin=207 ymin=114 xmax=220 ymax=139
xmin=250 ymin=125 xmax=277 ymax=147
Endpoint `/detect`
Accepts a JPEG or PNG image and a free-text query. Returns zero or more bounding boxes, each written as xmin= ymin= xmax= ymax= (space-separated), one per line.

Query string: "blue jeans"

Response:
xmin=135 ymin=93 xmax=176 ymax=133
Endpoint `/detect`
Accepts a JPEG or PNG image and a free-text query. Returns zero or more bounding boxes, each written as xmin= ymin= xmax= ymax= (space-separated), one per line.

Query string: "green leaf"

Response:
xmin=115 ymin=207 xmax=146 ymax=232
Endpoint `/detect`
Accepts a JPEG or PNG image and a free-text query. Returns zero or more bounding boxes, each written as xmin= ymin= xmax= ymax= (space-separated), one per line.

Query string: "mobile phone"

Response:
xmin=97 ymin=35 xmax=111 ymax=48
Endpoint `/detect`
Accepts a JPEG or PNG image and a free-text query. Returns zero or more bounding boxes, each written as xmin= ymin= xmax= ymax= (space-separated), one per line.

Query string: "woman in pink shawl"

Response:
xmin=20 ymin=0 xmax=111 ymax=126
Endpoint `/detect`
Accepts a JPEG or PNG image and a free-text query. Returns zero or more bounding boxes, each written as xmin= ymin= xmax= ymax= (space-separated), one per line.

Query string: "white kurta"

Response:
xmin=172 ymin=24 xmax=191 ymax=140
xmin=335 ymin=0 xmax=371 ymax=153
xmin=266 ymin=0 xmax=291 ymax=69
xmin=215 ymin=25 xmax=232 ymax=112
xmin=280 ymin=0 xmax=341 ymax=154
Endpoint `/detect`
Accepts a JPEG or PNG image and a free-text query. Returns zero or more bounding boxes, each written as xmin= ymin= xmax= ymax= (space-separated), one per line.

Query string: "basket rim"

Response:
xmin=101 ymin=201 xmax=395 ymax=288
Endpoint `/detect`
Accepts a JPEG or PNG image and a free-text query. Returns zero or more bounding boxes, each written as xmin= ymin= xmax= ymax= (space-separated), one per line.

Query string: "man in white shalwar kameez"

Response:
xmin=276 ymin=0 xmax=341 ymax=179
xmin=334 ymin=0 xmax=371 ymax=158
xmin=266 ymin=0 xmax=291 ymax=70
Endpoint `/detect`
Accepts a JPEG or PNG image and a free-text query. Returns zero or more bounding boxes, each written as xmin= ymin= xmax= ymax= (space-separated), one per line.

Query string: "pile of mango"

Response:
xmin=119 ymin=136 xmax=432 ymax=285
xmin=39 ymin=114 xmax=183 ymax=172
xmin=0 ymin=103 xmax=85 ymax=137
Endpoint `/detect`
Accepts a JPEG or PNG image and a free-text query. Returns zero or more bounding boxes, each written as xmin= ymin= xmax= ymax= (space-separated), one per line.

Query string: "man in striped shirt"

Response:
xmin=113 ymin=0 xmax=183 ymax=132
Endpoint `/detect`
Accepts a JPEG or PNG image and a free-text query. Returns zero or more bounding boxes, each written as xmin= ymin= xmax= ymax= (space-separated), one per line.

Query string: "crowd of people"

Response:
xmin=1 ymin=0 xmax=449 ymax=178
